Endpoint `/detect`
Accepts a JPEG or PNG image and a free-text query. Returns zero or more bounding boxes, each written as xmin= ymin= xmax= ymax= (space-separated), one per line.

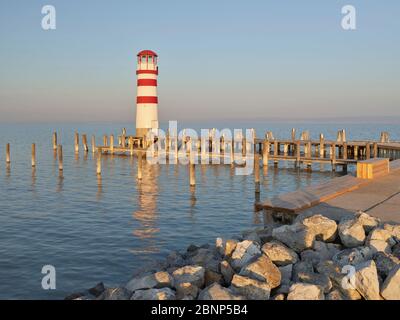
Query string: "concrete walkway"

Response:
xmin=297 ymin=169 xmax=400 ymax=223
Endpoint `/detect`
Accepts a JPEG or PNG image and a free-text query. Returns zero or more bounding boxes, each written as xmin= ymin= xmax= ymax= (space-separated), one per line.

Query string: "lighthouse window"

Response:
xmin=142 ymin=56 xmax=146 ymax=63
xmin=148 ymin=56 xmax=153 ymax=63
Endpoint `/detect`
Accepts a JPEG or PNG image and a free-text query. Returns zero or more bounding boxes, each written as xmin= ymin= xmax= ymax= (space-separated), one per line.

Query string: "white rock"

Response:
xmin=230 ymin=240 xmax=261 ymax=271
xmin=287 ymin=283 xmax=324 ymax=300
xmin=125 ymin=271 xmax=173 ymax=292
xmin=216 ymin=238 xmax=238 ymax=258
xmin=366 ymin=228 xmax=395 ymax=253
xmin=262 ymin=241 xmax=299 ymax=266
xmin=383 ymin=223 xmax=400 ymax=241
xmin=353 ymin=260 xmax=381 ymax=300
xmin=338 ymin=217 xmax=366 ymax=248
xmin=380 ymin=265 xmax=400 ymax=300
xmin=239 ymin=254 xmax=281 ymax=288
xmin=198 ymin=283 xmax=244 ymax=300
xmin=272 ymin=223 xmax=314 ymax=252
xmin=301 ymin=215 xmax=337 ymax=242
xmin=172 ymin=265 xmax=205 ymax=288
xmin=355 ymin=211 xmax=380 ymax=233
xmin=175 ymin=282 xmax=199 ymax=299
xmin=230 ymin=274 xmax=271 ymax=300
xmin=131 ymin=288 xmax=176 ymax=300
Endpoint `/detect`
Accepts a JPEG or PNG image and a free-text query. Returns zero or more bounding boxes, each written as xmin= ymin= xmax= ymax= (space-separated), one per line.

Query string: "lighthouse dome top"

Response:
xmin=137 ymin=50 xmax=158 ymax=57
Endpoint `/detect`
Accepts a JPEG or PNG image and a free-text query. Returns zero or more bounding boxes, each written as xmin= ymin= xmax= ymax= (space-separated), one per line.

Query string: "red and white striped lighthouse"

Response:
xmin=136 ymin=50 xmax=159 ymax=138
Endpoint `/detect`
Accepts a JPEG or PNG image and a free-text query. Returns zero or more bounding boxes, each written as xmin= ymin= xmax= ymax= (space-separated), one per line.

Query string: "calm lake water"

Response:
xmin=0 ymin=122 xmax=399 ymax=299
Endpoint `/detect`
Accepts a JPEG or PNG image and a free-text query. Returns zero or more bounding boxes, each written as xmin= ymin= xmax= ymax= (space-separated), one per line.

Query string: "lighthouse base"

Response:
xmin=136 ymin=128 xmax=151 ymax=139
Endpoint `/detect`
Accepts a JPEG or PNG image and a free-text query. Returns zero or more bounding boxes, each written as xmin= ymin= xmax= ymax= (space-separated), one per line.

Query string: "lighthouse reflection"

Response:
xmin=131 ymin=161 xmax=161 ymax=254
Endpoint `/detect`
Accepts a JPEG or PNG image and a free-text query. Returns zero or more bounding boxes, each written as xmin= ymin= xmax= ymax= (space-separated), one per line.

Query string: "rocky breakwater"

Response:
xmin=67 ymin=211 xmax=400 ymax=300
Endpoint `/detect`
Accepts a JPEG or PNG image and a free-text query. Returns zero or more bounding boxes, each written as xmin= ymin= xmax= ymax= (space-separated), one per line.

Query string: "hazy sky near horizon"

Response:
xmin=0 ymin=0 xmax=399 ymax=123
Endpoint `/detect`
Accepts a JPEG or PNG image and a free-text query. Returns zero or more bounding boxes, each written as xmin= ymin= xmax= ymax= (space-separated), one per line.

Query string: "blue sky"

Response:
xmin=0 ymin=0 xmax=399 ymax=123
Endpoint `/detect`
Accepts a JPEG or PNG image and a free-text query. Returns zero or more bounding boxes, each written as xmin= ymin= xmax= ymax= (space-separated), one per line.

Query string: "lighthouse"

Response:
xmin=136 ymin=50 xmax=159 ymax=138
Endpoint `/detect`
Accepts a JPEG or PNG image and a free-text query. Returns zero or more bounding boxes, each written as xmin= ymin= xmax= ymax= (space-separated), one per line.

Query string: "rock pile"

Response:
xmin=67 ymin=211 xmax=400 ymax=300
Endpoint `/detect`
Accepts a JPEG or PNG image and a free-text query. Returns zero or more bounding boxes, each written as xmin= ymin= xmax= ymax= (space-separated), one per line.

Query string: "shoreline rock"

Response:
xmin=67 ymin=211 xmax=400 ymax=300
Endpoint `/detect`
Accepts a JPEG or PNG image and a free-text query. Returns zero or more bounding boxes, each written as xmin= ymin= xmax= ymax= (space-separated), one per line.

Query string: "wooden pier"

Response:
xmin=95 ymin=128 xmax=400 ymax=173
xmin=256 ymin=159 xmax=400 ymax=223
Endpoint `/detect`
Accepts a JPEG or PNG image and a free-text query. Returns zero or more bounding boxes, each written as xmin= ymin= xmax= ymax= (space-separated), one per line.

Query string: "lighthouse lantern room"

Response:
xmin=135 ymin=50 xmax=159 ymax=138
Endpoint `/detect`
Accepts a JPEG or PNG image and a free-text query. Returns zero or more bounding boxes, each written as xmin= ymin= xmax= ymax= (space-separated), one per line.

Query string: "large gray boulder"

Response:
xmin=230 ymin=274 xmax=271 ymax=300
xmin=239 ymin=254 xmax=281 ymax=288
xmin=262 ymin=241 xmax=299 ymax=266
xmin=366 ymin=228 xmax=396 ymax=254
xmin=333 ymin=246 xmax=375 ymax=267
xmin=172 ymin=265 xmax=205 ymax=288
xmin=316 ymin=260 xmax=362 ymax=300
xmin=301 ymin=215 xmax=337 ymax=242
xmin=383 ymin=223 xmax=400 ymax=241
xmin=355 ymin=211 xmax=380 ymax=233
xmin=338 ymin=217 xmax=366 ymax=248
xmin=380 ymin=265 xmax=400 ymax=300
xmin=175 ymin=282 xmax=199 ymax=299
xmin=287 ymin=283 xmax=324 ymax=300
xmin=125 ymin=271 xmax=173 ymax=292
xmin=373 ymin=252 xmax=400 ymax=278
xmin=188 ymin=248 xmax=220 ymax=273
xmin=220 ymin=260 xmax=235 ymax=285
xmin=230 ymin=240 xmax=261 ymax=271
xmin=353 ymin=260 xmax=381 ymax=300
xmin=216 ymin=238 xmax=238 ymax=258
xmin=198 ymin=283 xmax=244 ymax=300
xmin=301 ymin=241 xmax=341 ymax=267
xmin=272 ymin=224 xmax=314 ymax=252
xmin=131 ymin=288 xmax=176 ymax=300
xmin=98 ymin=287 xmax=131 ymax=300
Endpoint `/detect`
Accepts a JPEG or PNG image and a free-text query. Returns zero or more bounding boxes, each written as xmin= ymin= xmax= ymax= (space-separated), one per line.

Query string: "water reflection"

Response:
xmin=31 ymin=167 xmax=36 ymax=188
xmin=131 ymin=162 xmax=160 ymax=254
xmin=56 ymin=173 xmax=64 ymax=193
xmin=96 ymin=175 xmax=103 ymax=200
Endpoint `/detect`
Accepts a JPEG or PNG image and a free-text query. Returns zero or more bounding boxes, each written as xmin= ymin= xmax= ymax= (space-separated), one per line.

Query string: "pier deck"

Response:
xmin=259 ymin=160 xmax=400 ymax=223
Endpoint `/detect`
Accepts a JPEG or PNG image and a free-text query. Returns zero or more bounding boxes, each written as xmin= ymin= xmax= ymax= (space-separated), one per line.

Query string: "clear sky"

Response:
xmin=0 ymin=0 xmax=399 ymax=123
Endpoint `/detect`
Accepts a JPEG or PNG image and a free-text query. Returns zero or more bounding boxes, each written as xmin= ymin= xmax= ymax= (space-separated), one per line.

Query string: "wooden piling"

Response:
xmin=91 ymin=135 xmax=96 ymax=153
xmin=189 ymin=155 xmax=196 ymax=186
xmin=58 ymin=145 xmax=63 ymax=171
xmin=82 ymin=134 xmax=88 ymax=152
xmin=6 ymin=143 xmax=10 ymax=164
xmin=121 ymin=133 xmax=126 ymax=148
xmin=343 ymin=142 xmax=348 ymax=160
xmin=129 ymin=137 xmax=134 ymax=156
xmin=331 ymin=143 xmax=336 ymax=171
xmin=291 ymin=128 xmax=296 ymax=141
xmin=242 ymin=138 xmax=246 ymax=157
xmin=319 ymin=134 xmax=325 ymax=158
xmin=254 ymin=153 xmax=260 ymax=193
xmin=110 ymin=135 xmax=114 ymax=154
xmin=74 ymin=132 xmax=79 ymax=153
xmin=52 ymin=132 xmax=57 ymax=150
xmin=103 ymin=135 xmax=108 ymax=147
xmin=262 ymin=141 xmax=269 ymax=166
xmin=366 ymin=143 xmax=371 ymax=160
xmin=31 ymin=143 xmax=36 ymax=167
xmin=296 ymin=141 xmax=301 ymax=168
xmin=373 ymin=142 xmax=378 ymax=158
